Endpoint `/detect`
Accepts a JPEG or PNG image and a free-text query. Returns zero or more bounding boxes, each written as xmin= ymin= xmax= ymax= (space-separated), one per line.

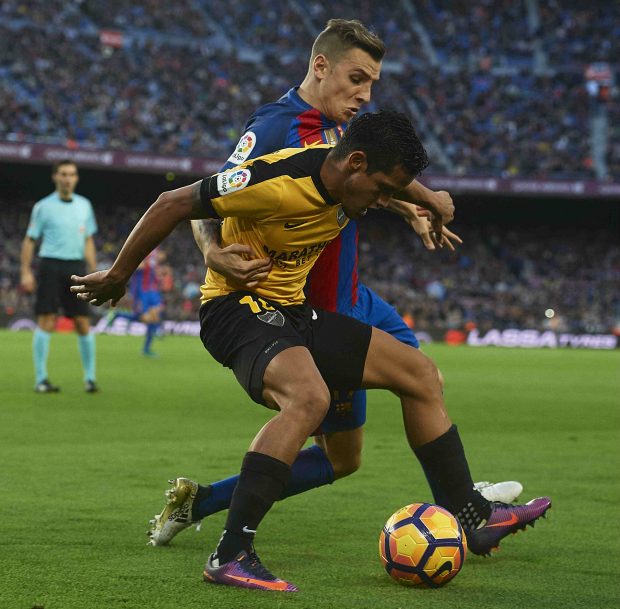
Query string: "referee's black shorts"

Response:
xmin=199 ymin=291 xmax=372 ymax=405
xmin=35 ymin=258 xmax=90 ymax=317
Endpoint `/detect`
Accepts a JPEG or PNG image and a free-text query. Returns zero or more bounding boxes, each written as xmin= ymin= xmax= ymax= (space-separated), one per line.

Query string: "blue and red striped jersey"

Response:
xmin=221 ymin=87 xmax=359 ymax=313
xmin=131 ymin=248 xmax=159 ymax=296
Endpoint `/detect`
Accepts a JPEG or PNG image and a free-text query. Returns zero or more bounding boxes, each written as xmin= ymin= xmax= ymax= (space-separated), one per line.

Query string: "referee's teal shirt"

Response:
xmin=26 ymin=192 xmax=97 ymax=260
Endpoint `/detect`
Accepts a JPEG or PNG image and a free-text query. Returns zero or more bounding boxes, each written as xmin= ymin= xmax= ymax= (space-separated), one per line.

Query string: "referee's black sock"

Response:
xmin=215 ymin=451 xmax=291 ymax=564
xmin=414 ymin=424 xmax=491 ymax=529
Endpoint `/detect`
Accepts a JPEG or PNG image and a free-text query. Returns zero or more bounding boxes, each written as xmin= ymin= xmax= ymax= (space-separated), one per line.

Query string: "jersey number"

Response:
xmin=239 ymin=295 xmax=275 ymax=314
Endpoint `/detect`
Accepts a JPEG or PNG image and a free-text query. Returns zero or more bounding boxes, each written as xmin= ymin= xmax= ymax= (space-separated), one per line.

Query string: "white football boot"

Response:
xmin=147 ymin=477 xmax=199 ymax=546
xmin=474 ymin=480 xmax=523 ymax=503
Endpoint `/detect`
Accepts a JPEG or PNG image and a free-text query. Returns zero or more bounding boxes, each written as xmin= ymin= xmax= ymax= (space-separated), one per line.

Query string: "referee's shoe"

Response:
xmin=85 ymin=380 xmax=99 ymax=393
xmin=35 ymin=379 xmax=60 ymax=393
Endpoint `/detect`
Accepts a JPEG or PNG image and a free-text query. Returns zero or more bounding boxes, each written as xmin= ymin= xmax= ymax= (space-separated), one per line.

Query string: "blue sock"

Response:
xmin=33 ymin=328 xmax=52 ymax=384
xmin=78 ymin=333 xmax=96 ymax=382
xmin=143 ymin=323 xmax=159 ymax=354
xmin=192 ymin=444 xmax=335 ymax=520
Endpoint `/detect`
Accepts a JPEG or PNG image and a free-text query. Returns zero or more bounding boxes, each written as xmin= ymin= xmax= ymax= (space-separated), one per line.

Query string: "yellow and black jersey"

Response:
xmin=199 ymin=145 xmax=348 ymax=306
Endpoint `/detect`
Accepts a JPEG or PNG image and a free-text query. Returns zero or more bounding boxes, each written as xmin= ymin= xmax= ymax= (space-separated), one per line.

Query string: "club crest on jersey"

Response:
xmin=227 ymin=131 xmax=256 ymax=165
xmin=217 ymin=169 xmax=251 ymax=196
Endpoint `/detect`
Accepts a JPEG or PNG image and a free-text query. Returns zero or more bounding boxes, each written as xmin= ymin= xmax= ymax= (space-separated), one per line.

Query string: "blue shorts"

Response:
xmin=134 ymin=290 xmax=162 ymax=314
xmin=316 ymin=284 xmax=419 ymax=435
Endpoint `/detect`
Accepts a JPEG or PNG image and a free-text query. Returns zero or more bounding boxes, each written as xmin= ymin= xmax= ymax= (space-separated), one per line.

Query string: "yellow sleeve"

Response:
xmin=200 ymin=165 xmax=283 ymax=220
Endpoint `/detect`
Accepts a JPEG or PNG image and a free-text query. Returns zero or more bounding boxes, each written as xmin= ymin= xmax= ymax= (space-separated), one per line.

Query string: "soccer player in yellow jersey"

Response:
xmin=72 ymin=111 xmax=551 ymax=592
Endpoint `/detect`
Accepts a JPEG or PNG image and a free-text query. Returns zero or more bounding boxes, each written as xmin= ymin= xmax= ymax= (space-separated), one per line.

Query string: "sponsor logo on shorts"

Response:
xmin=217 ymin=169 xmax=251 ymax=196
xmin=227 ymin=131 xmax=256 ymax=165
xmin=258 ymin=311 xmax=285 ymax=327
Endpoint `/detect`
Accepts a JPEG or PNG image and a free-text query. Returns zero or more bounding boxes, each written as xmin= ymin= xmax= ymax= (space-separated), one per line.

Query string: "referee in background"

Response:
xmin=20 ymin=160 xmax=99 ymax=393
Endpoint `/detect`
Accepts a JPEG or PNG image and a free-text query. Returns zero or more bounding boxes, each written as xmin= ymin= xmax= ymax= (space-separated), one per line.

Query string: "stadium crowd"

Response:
xmin=2 ymin=199 xmax=617 ymax=337
xmin=1 ymin=0 xmax=617 ymax=179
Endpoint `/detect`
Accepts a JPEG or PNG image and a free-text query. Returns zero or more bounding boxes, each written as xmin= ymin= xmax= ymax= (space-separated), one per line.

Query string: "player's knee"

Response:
xmin=38 ymin=316 xmax=56 ymax=332
xmin=331 ymin=451 xmax=362 ymax=479
xmin=287 ymin=383 xmax=331 ymax=430
xmin=402 ymin=354 xmax=442 ymax=401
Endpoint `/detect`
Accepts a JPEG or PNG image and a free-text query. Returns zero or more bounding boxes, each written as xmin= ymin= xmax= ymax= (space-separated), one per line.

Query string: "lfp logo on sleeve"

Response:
xmin=217 ymin=168 xmax=252 ymax=196
xmin=227 ymin=131 xmax=256 ymax=164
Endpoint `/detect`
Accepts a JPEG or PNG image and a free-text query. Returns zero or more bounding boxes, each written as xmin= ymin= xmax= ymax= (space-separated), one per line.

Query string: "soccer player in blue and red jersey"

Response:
xmin=130 ymin=249 xmax=164 ymax=357
xmin=146 ymin=20 xmax=522 ymax=550
xmin=109 ymin=248 xmax=165 ymax=356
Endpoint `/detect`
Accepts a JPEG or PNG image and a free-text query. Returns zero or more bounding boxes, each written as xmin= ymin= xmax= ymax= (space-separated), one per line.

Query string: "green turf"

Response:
xmin=1 ymin=330 xmax=618 ymax=609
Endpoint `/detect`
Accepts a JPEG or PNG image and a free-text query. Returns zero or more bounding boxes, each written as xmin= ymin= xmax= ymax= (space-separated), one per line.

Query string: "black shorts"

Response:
xmin=199 ymin=291 xmax=372 ymax=404
xmin=35 ymin=258 xmax=90 ymax=317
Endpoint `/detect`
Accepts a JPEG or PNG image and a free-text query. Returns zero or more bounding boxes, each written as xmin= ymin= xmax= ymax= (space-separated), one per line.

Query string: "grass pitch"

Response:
xmin=1 ymin=330 xmax=618 ymax=609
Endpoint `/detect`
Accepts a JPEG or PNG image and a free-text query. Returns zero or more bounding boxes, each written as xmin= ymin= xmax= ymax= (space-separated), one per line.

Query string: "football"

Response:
xmin=379 ymin=502 xmax=467 ymax=588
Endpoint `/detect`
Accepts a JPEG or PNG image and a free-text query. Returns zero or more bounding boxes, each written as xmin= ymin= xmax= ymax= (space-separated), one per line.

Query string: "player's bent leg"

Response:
xmin=207 ymin=346 xmax=328 ymax=589
xmin=250 ymin=346 xmax=331 ymax=463
xmin=362 ymin=328 xmax=550 ymax=552
xmin=148 ymin=441 xmax=337 ymax=546
xmin=314 ymin=426 xmax=364 ymax=480
xmin=362 ymin=327 xmax=450 ymax=447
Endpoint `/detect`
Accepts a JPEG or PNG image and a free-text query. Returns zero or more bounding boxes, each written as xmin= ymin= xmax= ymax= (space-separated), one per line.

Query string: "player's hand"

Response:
xmin=70 ymin=270 xmax=127 ymax=307
xmin=20 ymin=270 xmax=36 ymax=294
xmin=408 ymin=215 xmax=463 ymax=251
xmin=206 ymin=243 xmax=273 ymax=289
xmin=431 ymin=190 xmax=455 ymax=225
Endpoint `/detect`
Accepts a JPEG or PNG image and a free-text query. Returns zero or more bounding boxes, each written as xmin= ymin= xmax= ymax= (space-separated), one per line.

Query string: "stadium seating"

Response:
xmin=1 ymin=0 xmax=617 ymax=180
xmin=3 ymin=200 xmax=617 ymax=334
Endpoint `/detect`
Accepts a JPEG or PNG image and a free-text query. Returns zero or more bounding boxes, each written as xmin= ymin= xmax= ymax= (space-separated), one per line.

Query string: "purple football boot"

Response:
xmin=466 ymin=497 xmax=552 ymax=556
xmin=203 ymin=550 xmax=299 ymax=592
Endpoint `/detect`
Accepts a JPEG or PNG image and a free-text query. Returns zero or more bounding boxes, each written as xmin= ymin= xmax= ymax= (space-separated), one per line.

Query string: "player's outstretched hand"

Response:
xmin=403 ymin=204 xmax=463 ymax=251
xmin=437 ymin=225 xmax=463 ymax=251
xmin=414 ymin=219 xmax=463 ymax=251
xmin=206 ymin=243 xmax=273 ymax=289
xmin=70 ymin=270 xmax=127 ymax=307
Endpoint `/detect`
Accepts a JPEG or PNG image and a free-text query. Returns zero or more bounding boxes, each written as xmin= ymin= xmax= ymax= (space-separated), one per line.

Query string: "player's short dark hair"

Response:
xmin=332 ymin=110 xmax=429 ymax=178
xmin=52 ymin=159 xmax=78 ymax=174
xmin=311 ymin=19 xmax=385 ymax=63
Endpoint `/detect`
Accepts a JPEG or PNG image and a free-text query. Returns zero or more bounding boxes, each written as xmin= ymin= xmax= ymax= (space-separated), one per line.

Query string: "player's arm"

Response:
xmin=71 ymin=181 xmax=208 ymax=306
xmin=84 ymin=236 xmax=97 ymax=272
xmin=387 ymin=198 xmax=462 ymax=251
xmin=191 ymin=218 xmax=220 ymax=263
xmin=21 ymin=203 xmax=42 ymax=293
xmin=191 ymin=122 xmax=279 ymax=287
xmin=190 ymin=218 xmax=272 ymax=289
xmin=20 ymin=236 xmax=37 ymax=293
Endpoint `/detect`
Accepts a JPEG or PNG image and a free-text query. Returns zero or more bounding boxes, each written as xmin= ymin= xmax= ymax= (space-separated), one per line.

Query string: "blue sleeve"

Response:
xmin=26 ymin=203 xmax=43 ymax=240
xmin=85 ymin=201 xmax=97 ymax=236
xmin=220 ymin=111 xmax=291 ymax=171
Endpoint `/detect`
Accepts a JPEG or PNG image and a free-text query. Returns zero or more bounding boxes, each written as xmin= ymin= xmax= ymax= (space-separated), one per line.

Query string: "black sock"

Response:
xmin=215 ymin=451 xmax=291 ymax=563
xmin=414 ymin=425 xmax=491 ymax=528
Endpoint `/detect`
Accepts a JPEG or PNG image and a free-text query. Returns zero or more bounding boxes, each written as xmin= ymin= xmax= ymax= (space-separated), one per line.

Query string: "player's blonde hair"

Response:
xmin=311 ymin=19 xmax=385 ymax=63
